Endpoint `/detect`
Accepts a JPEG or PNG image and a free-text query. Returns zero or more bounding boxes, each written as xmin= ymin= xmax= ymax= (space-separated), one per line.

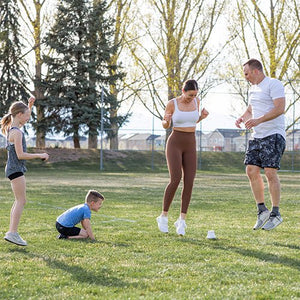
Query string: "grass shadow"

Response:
xmin=180 ymin=237 xmax=300 ymax=271
xmin=224 ymin=245 xmax=300 ymax=271
xmin=272 ymin=242 xmax=300 ymax=251
xmin=55 ymin=238 xmax=130 ymax=248
xmin=10 ymin=248 xmax=135 ymax=288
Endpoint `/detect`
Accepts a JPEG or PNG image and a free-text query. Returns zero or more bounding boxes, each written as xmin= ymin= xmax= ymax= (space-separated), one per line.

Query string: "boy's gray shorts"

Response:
xmin=244 ymin=134 xmax=285 ymax=169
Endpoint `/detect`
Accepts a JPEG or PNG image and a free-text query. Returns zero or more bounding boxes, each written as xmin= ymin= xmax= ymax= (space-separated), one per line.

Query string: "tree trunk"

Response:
xmin=35 ymin=104 xmax=45 ymax=148
xmin=109 ymin=108 xmax=119 ymax=150
xmin=88 ymin=133 xmax=98 ymax=149
xmin=32 ymin=1 xmax=46 ymax=148
xmin=73 ymin=136 xmax=80 ymax=148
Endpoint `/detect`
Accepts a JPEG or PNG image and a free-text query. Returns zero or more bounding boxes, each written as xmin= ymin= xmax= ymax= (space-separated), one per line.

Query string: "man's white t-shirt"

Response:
xmin=249 ymin=76 xmax=285 ymax=139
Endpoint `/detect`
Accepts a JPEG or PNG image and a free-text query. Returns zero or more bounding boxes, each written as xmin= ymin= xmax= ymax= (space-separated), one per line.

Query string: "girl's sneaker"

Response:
xmin=4 ymin=232 xmax=27 ymax=246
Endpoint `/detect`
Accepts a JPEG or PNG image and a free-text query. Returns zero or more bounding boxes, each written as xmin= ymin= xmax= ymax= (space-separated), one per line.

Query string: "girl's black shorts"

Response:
xmin=8 ymin=172 xmax=24 ymax=180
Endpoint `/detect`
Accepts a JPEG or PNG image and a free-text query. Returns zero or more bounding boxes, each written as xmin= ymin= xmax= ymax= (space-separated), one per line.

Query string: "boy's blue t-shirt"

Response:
xmin=57 ymin=203 xmax=91 ymax=227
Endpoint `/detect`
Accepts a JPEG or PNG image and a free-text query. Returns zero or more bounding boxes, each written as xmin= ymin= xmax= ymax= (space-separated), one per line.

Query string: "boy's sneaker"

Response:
xmin=253 ymin=210 xmax=270 ymax=230
xmin=174 ymin=219 xmax=187 ymax=236
xmin=4 ymin=232 xmax=27 ymax=246
xmin=57 ymin=234 xmax=68 ymax=239
xmin=262 ymin=213 xmax=283 ymax=230
xmin=156 ymin=215 xmax=168 ymax=233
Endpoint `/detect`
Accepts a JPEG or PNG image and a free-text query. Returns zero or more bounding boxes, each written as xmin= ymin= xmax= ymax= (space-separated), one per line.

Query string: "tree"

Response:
xmin=0 ymin=0 xmax=29 ymax=118
xmin=105 ymin=0 xmax=134 ymax=150
xmin=225 ymin=0 xmax=300 ymax=130
xmin=44 ymin=0 xmax=123 ymax=148
xmin=18 ymin=0 xmax=53 ymax=148
xmin=127 ymin=0 xmax=227 ymax=134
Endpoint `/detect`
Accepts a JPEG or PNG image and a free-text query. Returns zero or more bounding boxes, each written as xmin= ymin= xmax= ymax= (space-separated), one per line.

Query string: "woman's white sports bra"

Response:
xmin=172 ymin=98 xmax=199 ymax=127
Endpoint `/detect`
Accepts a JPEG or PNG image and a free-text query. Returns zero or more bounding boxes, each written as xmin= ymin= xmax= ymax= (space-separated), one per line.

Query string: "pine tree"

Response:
xmin=0 ymin=0 xmax=29 ymax=117
xmin=44 ymin=0 xmax=124 ymax=148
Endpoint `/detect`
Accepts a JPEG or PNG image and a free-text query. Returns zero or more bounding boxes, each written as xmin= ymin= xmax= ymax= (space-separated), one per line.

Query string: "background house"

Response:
xmin=124 ymin=133 xmax=155 ymax=150
xmin=2 ymin=128 xmax=298 ymax=152
xmin=146 ymin=134 xmax=161 ymax=150
xmin=286 ymin=129 xmax=300 ymax=151
xmin=195 ymin=130 xmax=209 ymax=151
xmin=119 ymin=133 xmax=137 ymax=150
xmin=207 ymin=129 xmax=246 ymax=152
xmin=153 ymin=134 xmax=166 ymax=151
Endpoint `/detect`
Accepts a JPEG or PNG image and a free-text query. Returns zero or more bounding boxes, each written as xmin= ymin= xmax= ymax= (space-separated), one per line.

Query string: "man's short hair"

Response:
xmin=243 ymin=58 xmax=263 ymax=71
xmin=85 ymin=190 xmax=104 ymax=203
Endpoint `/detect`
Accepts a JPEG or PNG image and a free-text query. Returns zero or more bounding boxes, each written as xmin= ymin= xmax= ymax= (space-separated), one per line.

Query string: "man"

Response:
xmin=236 ymin=58 xmax=286 ymax=230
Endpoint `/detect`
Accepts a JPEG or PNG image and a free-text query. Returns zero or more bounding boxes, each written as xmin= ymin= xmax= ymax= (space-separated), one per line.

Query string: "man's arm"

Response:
xmin=244 ymin=98 xmax=285 ymax=129
xmin=235 ymin=105 xmax=252 ymax=128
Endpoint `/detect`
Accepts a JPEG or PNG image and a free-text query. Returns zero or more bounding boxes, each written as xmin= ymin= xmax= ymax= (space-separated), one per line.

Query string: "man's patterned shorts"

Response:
xmin=244 ymin=134 xmax=286 ymax=169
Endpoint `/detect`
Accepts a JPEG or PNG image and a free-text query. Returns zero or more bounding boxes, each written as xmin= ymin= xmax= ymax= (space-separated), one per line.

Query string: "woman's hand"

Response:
xmin=164 ymin=113 xmax=172 ymax=122
xmin=199 ymin=108 xmax=209 ymax=121
xmin=162 ymin=113 xmax=172 ymax=129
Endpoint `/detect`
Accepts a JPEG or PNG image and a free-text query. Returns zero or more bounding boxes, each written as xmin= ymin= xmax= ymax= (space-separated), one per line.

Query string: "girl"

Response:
xmin=1 ymin=97 xmax=49 ymax=246
xmin=157 ymin=80 xmax=209 ymax=235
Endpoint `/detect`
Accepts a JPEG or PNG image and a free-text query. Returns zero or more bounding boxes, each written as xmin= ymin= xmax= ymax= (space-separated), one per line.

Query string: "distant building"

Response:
xmin=3 ymin=128 xmax=298 ymax=151
xmin=119 ymin=133 xmax=137 ymax=150
xmin=207 ymin=129 xmax=247 ymax=152
xmin=125 ymin=133 xmax=155 ymax=150
xmin=119 ymin=133 xmax=166 ymax=150
xmin=147 ymin=134 xmax=161 ymax=150
xmin=286 ymin=129 xmax=300 ymax=151
xmin=195 ymin=130 xmax=209 ymax=151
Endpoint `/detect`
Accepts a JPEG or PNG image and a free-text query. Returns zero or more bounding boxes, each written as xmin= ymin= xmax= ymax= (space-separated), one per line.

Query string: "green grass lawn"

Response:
xmin=0 ymin=169 xmax=299 ymax=299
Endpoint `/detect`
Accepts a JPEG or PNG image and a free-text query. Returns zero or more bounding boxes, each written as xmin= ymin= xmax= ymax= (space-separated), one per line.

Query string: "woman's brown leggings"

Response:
xmin=163 ymin=130 xmax=197 ymax=214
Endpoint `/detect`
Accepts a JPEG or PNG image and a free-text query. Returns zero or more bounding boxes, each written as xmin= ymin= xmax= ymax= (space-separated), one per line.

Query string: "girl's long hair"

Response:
xmin=0 ymin=101 xmax=29 ymax=135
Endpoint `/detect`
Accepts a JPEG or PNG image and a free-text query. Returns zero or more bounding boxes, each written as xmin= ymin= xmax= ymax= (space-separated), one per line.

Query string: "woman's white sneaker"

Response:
xmin=156 ymin=216 xmax=168 ymax=233
xmin=174 ymin=219 xmax=187 ymax=236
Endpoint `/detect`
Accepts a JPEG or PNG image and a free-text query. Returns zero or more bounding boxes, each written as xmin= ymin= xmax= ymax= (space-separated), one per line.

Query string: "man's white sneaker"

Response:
xmin=253 ymin=210 xmax=270 ymax=230
xmin=4 ymin=232 xmax=27 ymax=246
xmin=174 ymin=219 xmax=187 ymax=236
xmin=156 ymin=215 xmax=168 ymax=233
xmin=262 ymin=214 xmax=283 ymax=230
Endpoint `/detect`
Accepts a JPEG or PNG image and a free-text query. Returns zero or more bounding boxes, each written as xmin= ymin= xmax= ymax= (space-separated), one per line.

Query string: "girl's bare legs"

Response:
xmin=9 ymin=176 xmax=27 ymax=233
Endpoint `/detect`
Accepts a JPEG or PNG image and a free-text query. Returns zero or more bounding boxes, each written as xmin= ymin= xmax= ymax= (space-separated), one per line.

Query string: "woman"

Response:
xmin=1 ymin=97 xmax=49 ymax=246
xmin=157 ymin=80 xmax=209 ymax=235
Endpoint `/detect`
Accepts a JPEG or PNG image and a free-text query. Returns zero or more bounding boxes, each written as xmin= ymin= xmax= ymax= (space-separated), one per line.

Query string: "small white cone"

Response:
xmin=206 ymin=230 xmax=217 ymax=239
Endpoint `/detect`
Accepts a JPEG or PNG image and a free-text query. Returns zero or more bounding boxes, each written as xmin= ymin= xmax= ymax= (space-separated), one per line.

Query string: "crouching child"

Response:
xmin=56 ymin=190 xmax=104 ymax=240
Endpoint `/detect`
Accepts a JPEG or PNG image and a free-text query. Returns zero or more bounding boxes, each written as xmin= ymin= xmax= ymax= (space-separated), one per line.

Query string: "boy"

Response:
xmin=56 ymin=190 xmax=104 ymax=240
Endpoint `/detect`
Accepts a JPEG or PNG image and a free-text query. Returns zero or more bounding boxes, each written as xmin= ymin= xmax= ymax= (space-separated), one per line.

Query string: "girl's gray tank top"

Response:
xmin=5 ymin=127 xmax=27 ymax=177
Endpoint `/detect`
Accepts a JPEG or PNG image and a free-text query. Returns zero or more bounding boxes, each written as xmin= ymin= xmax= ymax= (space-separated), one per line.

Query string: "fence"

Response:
xmin=0 ymin=83 xmax=299 ymax=170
